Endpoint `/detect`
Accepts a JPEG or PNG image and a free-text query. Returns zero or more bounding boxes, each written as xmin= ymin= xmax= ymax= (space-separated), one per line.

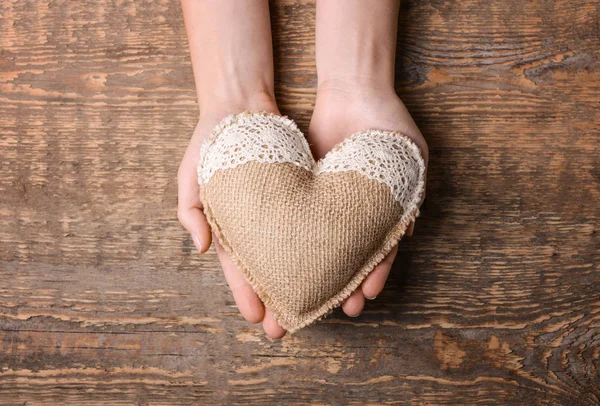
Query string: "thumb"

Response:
xmin=178 ymin=204 xmax=212 ymax=254
xmin=177 ymin=158 xmax=212 ymax=253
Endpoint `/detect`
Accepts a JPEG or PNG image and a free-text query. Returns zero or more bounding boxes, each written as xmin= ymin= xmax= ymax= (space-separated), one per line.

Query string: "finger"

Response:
xmin=262 ymin=308 xmax=286 ymax=339
xmin=178 ymin=205 xmax=212 ymax=253
xmin=409 ymin=167 xmax=428 ymax=237
xmin=177 ymin=163 xmax=212 ymax=253
xmin=361 ymin=245 xmax=398 ymax=300
xmin=342 ymin=288 xmax=365 ymax=317
xmin=406 ymin=221 xmax=415 ymax=237
xmin=214 ymin=239 xmax=265 ymax=324
xmin=406 ymin=168 xmax=426 ymax=239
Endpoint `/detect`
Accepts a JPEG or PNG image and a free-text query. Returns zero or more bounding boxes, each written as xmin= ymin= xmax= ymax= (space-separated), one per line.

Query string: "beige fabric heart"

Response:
xmin=197 ymin=111 xmax=426 ymax=333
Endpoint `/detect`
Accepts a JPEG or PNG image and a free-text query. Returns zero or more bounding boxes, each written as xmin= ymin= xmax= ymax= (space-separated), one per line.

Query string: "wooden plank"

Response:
xmin=0 ymin=0 xmax=599 ymax=404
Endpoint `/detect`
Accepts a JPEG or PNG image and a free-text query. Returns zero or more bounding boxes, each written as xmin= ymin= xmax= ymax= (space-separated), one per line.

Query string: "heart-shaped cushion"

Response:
xmin=197 ymin=111 xmax=425 ymax=333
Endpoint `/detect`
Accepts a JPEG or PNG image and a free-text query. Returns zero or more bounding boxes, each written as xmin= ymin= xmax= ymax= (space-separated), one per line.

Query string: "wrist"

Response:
xmin=316 ymin=50 xmax=396 ymax=92
xmin=316 ymin=76 xmax=397 ymax=100
xmin=198 ymin=88 xmax=279 ymax=121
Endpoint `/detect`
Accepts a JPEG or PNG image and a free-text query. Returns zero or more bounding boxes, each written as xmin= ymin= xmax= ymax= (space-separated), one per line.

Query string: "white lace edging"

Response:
xmin=316 ymin=130 xmax=425 ymax=207
xmin=197 ymin=112 xmax=314 ymax=185
xmin=197 ymin=112 xmax=426 ymax=207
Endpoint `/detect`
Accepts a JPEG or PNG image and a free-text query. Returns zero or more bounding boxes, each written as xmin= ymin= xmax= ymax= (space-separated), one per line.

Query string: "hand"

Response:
xmin=177 ymin=104 xmax=286 ymax=339
xmin=179 ymin=0 xmax=285 ymax=338
xmin=306 ymin=80 xmax=429 ymax=318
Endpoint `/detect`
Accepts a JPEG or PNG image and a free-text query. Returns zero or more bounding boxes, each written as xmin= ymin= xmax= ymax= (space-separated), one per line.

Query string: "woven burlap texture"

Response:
xmin=198 ymin=112 xmax=426 ymax=333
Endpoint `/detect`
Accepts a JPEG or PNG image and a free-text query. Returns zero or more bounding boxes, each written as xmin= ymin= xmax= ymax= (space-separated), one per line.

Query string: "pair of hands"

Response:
xmin=177 ymin=99 xmax=425 ymax=338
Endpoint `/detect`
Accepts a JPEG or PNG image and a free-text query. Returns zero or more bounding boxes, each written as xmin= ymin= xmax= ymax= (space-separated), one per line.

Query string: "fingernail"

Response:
xmin=365 ymin=296 xmax=377 ymax=300
xmin=192 ymin=234 xmax=203 ymax=253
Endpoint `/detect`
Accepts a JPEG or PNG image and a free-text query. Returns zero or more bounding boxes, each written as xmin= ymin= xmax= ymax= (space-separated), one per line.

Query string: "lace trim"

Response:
xmin=197 ymin=112 xmax=425 ymax=206
xmin=316 ymin=130 xmax=425 ymax=206
xmin=197 ymin=112 xmax=314 ymax=185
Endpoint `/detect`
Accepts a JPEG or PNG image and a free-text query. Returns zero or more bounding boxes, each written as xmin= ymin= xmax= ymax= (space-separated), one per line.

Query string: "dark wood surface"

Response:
xmin=1 ymin=0 xmax=599 ymax=404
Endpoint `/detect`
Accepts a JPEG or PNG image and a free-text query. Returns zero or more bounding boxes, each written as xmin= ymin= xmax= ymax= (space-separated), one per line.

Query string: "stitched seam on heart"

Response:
xmin=198 ymin=112 xmax=427 ymax=333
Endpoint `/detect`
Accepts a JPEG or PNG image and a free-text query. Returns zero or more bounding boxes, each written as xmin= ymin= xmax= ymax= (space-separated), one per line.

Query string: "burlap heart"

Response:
xmin=197 ymin=111 xmax=425 ymax=333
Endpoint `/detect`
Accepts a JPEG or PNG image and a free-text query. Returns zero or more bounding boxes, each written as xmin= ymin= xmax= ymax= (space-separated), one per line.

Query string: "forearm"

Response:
xmin=315 ymin=0 xmax=400 ymax=90
xmin=180 ymin=0 xmax=277 ymax=117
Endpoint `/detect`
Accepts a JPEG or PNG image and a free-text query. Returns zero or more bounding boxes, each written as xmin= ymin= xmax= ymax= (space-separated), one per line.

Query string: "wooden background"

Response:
xmin=1 ymin=0 xmax=599 ymax=404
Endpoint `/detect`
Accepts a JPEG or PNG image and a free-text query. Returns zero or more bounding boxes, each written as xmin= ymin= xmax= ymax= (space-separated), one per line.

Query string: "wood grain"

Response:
xmin=1 ymin=0 xmax=599 ymax=404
